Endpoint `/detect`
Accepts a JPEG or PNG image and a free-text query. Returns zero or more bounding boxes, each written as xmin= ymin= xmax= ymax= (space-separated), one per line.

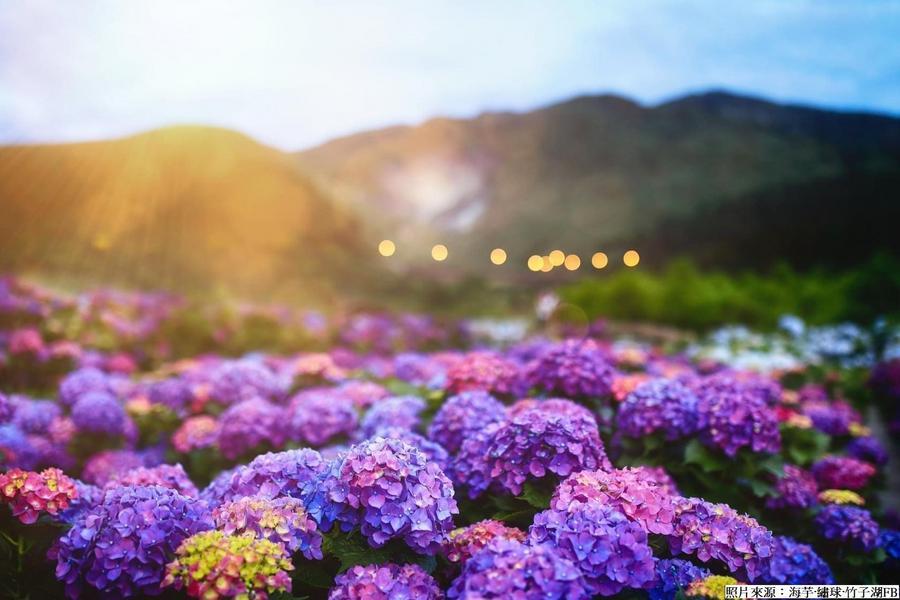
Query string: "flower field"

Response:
xmin=0 ymin=276 xmax=898 ymax=599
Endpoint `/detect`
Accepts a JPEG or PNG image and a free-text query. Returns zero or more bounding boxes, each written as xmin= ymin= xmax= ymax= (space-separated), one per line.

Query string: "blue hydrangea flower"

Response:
xmin=650 ymin=559 xmax=711 ymax=600
xmin=427 ymin=390 xmax=506 ymax=454
xmin=58 ymin=367 xmax=113 ymax=407
xmin=758 ymin=536 xmax=833 ymax=585
xmin=359 ymin=395 xmax=425 ymax=438
xmin=617 ymin=379 xmax=701 ymax=440
xmin=71 ymin=391 xmax=127 ymax=436
xmin=814 ymin=505 xmax=879 ymax=552
xmin=12 ymin=398 xmax=61 ymax=434
xmin=219 ymin=448 xmax=329 ymax=505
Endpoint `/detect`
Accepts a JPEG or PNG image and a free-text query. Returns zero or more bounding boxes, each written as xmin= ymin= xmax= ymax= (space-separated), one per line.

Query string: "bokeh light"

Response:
xmin=527 ymin=255 xmax=542 ymax=271
xmin=378 ymin=239 xmax=396 ymax=257
xmin=490 ymin=248 xmax=507 ymax=265
xmin=540 ymin=256 xmax=553 ymax=272
xmin=591 ymin=252 xmax=608 ymax=269
xmin=548 ymin=250 xmax=565 ymax=267
xmin=623 ymin=249 xmax=640 ymax=267
xmin=564 ymin=254 xmax=581 ymax=270
xmin=431 ymin=244 xmax=449 ymax=261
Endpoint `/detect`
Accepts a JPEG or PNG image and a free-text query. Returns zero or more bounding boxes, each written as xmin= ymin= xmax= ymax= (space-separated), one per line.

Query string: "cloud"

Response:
xmin=0 ymin=0 xmax=898 ymax=149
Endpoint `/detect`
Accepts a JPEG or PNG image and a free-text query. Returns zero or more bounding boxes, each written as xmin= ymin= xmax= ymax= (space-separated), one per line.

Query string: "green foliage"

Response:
xmin=559 ymin=255 xmax=900 ymax=331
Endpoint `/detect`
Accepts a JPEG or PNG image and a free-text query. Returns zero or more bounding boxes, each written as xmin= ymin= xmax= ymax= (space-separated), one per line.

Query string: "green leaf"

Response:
xmin=748 ymin=479 xmax=775 ymax=498
xmin=322 ymin=532 xmax=393 ymax=572
xmin=516 ymin=481 xmax=552 ymax=509
xmin=684 ymin=439 xmax=727 ymax=473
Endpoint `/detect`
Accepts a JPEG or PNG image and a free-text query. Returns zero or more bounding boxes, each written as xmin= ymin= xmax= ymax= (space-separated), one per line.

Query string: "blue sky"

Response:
xmin=1 ymin=0 xmax=898 ymax=149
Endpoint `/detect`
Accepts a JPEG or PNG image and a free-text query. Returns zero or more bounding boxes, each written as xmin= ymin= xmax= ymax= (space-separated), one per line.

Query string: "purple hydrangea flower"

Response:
xmin=650 ymin=559 xmax=711 ymax=600
xmin=217 ymin=398 xmax=287 ymax=460
xmin=0 ymin=424 xmax=39 ymax=469
xmin=668 ymin=497 xmax=775 ymax=582
xmin=0 ymin=392 xmax=13 ymax=424
xmin=427 ymin=391 xmax=506 ymax=454
xmin=323 ymin=437 xmax=458 ymax=554
xmin=58 ymin=479 xmax=103 ymax=524
xmin=81 ymin=449 xmax=147 ymax=486
xmin=199 ymin=466 xmax=241 ymax=506
xmin=219 ymin=448 xmax=328 ymax=505
xmin=209 ymin=360 xmax=284 ymax=405
xmin=375 ymin=427 xmax=451 ymax=472
xmin=617 ymin=379 xmax=701 ymax=440
xmin=360 ymin=395 xmax=425 ymax=438
xmin=526 ymin=338 xmax=616 ymax=398
xmin=694 ymin=377 xmax=781 ymax=457
xmin=801 ymin=400 xmax=860 ymax=436
xmin=53 ymin=485 xmax=213 ymax=598
xmin=453 ymin=408 xmax=611 ymax=498
xmin=171 ymin=415 xmax=219 ymax=453
xmin=551 ymin=467 xmax=678 ymax=535
xmin=766 ymin=465 xmax=819 ymax=510
xmin=58 ymin=367 xmax=113 ymax=407
xmin=330 ymin=563 xmax=442 ymax=600
xmin=12 ymin=399 xmax=60 ymax=434
xmin=870 ymin=359 xmax=900 ymax=400
xmin=448 ymin=538 xmax=588 ymax=599
xmin=811 ymin=456 xmax=876 ymax=490
xmin=814 ymin=505 xmax=879 ymax=552
xmin=529 ymin=501 xmax=656 ymax=595
xmin=71 ymin=391 xmax=127 ymax=436
xmin=288 ymin=390 xmax=358 ymax=446
xmin=146 ymin=377 xmax=193 ymax=415
xmin=104 ymin=463 xmax=199 ymax=497
xmin=335 ymin=380 xmax=390 ymax=409
xmin=758 ymin=536 xmax=833 ymax=585
xmin=445 ymin=351 xmax=523 ymax=396
xmin=213 ymin=495 xmax=323 ymax=559
xmin=846 ymin=437 xmax=889 ymax=467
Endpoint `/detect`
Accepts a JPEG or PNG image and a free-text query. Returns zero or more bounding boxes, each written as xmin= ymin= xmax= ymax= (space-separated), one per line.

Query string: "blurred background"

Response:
xmin=1 ymin=0 xmax=898 ymax=330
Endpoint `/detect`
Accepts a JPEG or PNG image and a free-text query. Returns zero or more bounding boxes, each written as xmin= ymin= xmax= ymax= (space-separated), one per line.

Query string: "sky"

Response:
xmin=1 ymin=0 xmax=899 ymax=150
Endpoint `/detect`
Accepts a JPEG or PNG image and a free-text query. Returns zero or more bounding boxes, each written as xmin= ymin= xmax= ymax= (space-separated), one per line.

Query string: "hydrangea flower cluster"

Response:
xmin=329 ymin=563 xmax=442 ymax=600
xmin=448 ymin=538 xmax=588 ymax=599
xmin=529 ymin=501 xmax=657 ymax=595
xmin=12 ymin=399 xmax=61 ymax=434
xmin=335 ymin=380 xmax=389 ymax=409
xmin=814 ymin=505 xmax=879 ymax=551
xmin=427 ymin=391 xmax=506 ymax=453
xmin=766 ymin=465 xmax=818 ymax=510
xmin=104 ymin=463 xmax=199 ymax=497
xmin=443 ymin=519 xmax=526 ymax=563
xmin=217 ymin=398 xmax=287 ymax=460
xmin=650 ymin=559 xmax=711 ymax=600
xmin=454 ymin=408 xmax=610 ymax=498
xmin=220 ymin=448 xmax=328 ymax=504
xmin=375 ymin=427 xmax=451 ymax=471
xmin=70 ymin=391 xmax=127 ymax=435
xmin=54 ymin=485 xmax=213 ymax=598
xmin=288 ymin=390 xmax=358 ymax=446
xmin=213 ymin=495 xmax=323 ymax=559
xmin=617 ymin=379 xmax=701 ymax=440
xmin=694 ymin=377 xmax=781 ymax=457
xmin=668 ymin=497 xmax=775 ymax=581
xmin=172 ymin=415 xmax=220 ymax=453
xmin=444 ymin=351 xmax=523 ymax=396
xmin=880 ymin=529 xmax=900 ymax=562
xmin=328 ymin=563 xmax=444 ymax=600
xmin=811 ymin=456 xmax=876 ymax=490
xmin=758 ymin=536 xmax=833 ymax=585
xmin=80 ymin=449 xmax=147 ymax=485
xmin=802 ymin=400 xmax=859 ymax=436
xmin=818 ymin=489 xmax=865 ymax=506
xmin=58 ymin=367 xmax=113 ymax=407
xmin=208 ymin=360 xmax=284 ymax=405
xmin=550 ymin=467 xmax=678 ymax=535
xmin=322 ymin=437 xmax=458 ymax=553
xmin=0 ymin=391 xmax=12 ymax=423
xmin=0 ymin=467 xmax=78 ymax=523
xmin=146 ymin=377 xmax=194 ymax=415
xmin=163 ymin=531 xmax=293 ymax=600
xmin=686 ymin=575 xmax=741 ymax=600
xmin=360 ymin=395 xmax=425 ymax=438
xmin=846 ymin=436 xmax=889 ymax=466
xmin=526 ymin=338 xmax=616 ymax=398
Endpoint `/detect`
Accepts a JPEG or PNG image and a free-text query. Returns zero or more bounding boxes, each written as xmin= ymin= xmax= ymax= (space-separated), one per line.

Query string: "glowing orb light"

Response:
xmin=431 ymin=244 xmax=449 ymax=261
xmin=378 ymin=239 xmax=396 ymax=256
xmin=490 ymin=248 xmax=507 ymax=265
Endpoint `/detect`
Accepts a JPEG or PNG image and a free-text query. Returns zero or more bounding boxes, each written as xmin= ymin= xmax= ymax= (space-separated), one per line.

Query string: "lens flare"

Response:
xmin=623 ymin=250 xmax=640 ymax=267
xmin=490 ymin=248 xmax=507 ymax=265
xmin=378 ymin=240 xmax=396 ymax=257
xmin=591 ymin=252 xmax=608 ymax=269
xmin=431 ymin=244 xmax=449 ymax=261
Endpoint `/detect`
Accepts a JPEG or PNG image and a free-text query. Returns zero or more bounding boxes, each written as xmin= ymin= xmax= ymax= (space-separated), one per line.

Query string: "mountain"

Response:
xmin=295 ymin=91 xmax=900 ymax=276
xmin=0 ymin=126 xmax=375 ymax=302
